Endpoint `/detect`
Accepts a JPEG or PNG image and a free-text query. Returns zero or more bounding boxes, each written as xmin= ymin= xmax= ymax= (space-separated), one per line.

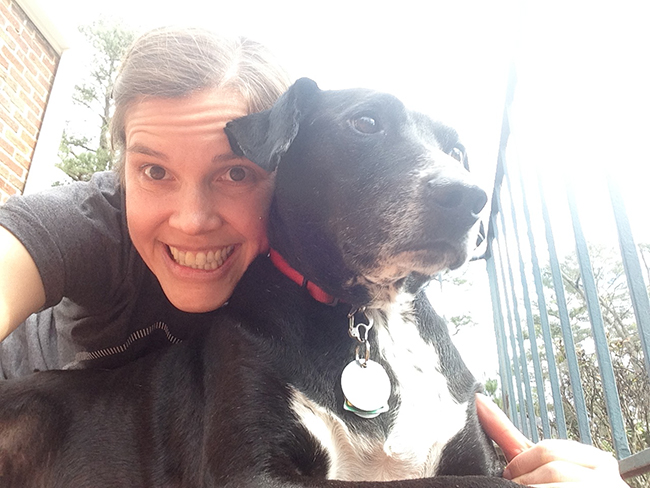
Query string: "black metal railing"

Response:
xmin=485 ymin=67 xmax=650 ymax=482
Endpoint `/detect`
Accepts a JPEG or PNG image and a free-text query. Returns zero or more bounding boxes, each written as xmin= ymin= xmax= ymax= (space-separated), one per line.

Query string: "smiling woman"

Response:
xmin=0 ymin=27 xmax=290 ymax=377
xmin=123 ymin=87 xmax=275 ymax=313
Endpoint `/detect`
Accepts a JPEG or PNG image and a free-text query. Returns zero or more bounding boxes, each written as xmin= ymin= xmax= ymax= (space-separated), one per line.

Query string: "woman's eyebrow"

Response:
xmin=211 ymin=153 xmax=242 ymax=164
xmin=126 ymin=144 xmax=168 ymax=161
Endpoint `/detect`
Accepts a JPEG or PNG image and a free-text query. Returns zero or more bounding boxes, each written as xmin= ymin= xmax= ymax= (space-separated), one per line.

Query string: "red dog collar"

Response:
xmin=269 ymin=249 xmax=338 ymax=306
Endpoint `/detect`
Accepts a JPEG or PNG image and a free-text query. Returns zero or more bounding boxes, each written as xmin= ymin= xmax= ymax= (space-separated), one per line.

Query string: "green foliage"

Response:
xmin=56 ymin=20 xmax=136 ymax=183
xmin=449 ymin=314 xmax=477 ymax=336
xmin=57 ymin=130 xmax=113 ymax=182
xmin=475 ymin=244 xmax=649 ymax=486
xmin=536 ymin=244 xmax=649 ymax=487
xmin=484 ymin=378 xmax=500 ymax=404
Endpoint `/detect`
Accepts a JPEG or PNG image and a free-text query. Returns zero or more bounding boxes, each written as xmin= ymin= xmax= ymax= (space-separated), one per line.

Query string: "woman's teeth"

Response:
xmin=168 ymin=245 xmax=235 ymax=270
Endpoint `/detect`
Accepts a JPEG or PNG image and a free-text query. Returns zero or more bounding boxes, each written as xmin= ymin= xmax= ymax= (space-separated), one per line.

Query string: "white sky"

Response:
xmin=33 ymin=0 xmax=519 ymax=193
xmin=27 ymin=0 xmax=650 ymax=380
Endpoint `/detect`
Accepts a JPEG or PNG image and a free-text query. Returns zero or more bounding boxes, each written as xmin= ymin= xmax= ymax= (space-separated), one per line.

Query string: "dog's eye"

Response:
xmin=449 ymin=147 xmax=464 ymax=162
xmin=449 ymin=145 xmax=470 ymax=171
xmin=350 ymin=116 xmax=382 ymax=135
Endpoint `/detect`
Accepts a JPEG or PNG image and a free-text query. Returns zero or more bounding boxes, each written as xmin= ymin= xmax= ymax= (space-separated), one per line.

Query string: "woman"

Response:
xmin=0 ymin=27 xmax=291 ymax=377
xmin=0 ymin=26 xmax=628 ymax=487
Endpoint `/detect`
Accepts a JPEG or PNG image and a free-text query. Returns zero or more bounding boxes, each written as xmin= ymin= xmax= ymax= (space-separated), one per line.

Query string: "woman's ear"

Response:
xmin=224 ymin=78 xmax=320 ymax=172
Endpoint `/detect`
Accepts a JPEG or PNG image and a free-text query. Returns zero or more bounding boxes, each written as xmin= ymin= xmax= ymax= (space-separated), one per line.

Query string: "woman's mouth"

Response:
xmin=168 ymin=245 xmax=235 ymax=270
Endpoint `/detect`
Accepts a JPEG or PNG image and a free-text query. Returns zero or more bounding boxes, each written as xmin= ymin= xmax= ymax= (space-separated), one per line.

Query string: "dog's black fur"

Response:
xmin=0 ymin=79 xmax=523 ymax=487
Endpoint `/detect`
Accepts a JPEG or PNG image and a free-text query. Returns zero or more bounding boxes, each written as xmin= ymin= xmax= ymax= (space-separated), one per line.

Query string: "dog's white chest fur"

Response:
xmin=290 ymin=293 xmax=468 ymax=481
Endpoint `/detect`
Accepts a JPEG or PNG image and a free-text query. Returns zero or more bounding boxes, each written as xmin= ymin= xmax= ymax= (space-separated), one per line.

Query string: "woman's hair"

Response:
xmin=110 ymin=26 xmax=291 ymax=179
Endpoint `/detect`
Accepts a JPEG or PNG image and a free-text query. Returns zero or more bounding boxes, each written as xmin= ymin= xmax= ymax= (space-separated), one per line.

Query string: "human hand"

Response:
xmin=475 ymin=393 xmax=629 ymax=487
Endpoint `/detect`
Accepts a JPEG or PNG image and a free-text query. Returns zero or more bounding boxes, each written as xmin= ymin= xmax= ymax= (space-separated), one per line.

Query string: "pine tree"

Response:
xmin=56 ymin=20 xmax=135 ymax=182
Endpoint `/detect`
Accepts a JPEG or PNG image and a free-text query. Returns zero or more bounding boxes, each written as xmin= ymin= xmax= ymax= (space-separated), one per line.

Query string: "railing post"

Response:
xmin=537 ymin=173 xmax=592 ymax=444
xmin=486 ymin=236 xmax=517 ymax=422
xmin=516 ymin=164 xmax=567 ymax=439
xmin=607 ymin=174 xmax=650 ymax=380
xmin=495 ymin=185 xmax=538 ymax=441
xmin=566 ymin=179 xmax=631 ymax=459
xmin=502 ymin=162 xmax=550 ymax=439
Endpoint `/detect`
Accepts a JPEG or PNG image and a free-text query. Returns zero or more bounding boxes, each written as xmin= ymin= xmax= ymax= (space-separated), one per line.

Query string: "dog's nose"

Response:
xmin=428 ymin=179 xmax=488 ymax=218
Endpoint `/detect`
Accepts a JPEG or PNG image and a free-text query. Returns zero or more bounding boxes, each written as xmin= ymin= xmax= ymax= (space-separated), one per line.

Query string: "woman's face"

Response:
xmin=123 ymin=88 xmax=275 ymax=313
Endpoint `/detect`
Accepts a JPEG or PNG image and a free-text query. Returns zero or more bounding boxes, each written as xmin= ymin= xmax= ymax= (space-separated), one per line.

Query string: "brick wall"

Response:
xmin=0 ymin=0 xmax=59 ymax=204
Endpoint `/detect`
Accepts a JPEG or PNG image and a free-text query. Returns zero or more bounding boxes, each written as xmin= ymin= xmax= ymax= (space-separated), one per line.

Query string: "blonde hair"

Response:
xmin=110 ymin=27 xmax=291 ymax=178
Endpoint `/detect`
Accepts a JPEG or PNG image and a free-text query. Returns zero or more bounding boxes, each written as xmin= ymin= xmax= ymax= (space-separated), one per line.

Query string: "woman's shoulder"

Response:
xmin=1 ymin=171 xmax=123 ymax=215
xmin=47 ymin=171 xmax=122 ymax=209
xmin=87 ymin=170 xmax=121 ymax=194
xmin=0 ymin=171 xmax=126 ymax=250
xmin=0 ymin=171 xmax=131 ymax=310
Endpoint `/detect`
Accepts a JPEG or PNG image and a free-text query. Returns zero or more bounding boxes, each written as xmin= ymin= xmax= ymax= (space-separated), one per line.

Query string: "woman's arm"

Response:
xmin=0 ymin=225 xmax=45 ymax=342
xmin=475 ymin=393 xmax=629 ymax=487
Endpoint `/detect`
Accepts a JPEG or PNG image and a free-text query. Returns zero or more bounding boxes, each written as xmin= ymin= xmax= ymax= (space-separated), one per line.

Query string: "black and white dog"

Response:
xmin=0 ymin=78 xmax=523 ymax=488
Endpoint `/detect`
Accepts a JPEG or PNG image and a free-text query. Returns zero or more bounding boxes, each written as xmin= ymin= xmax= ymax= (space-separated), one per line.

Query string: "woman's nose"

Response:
xmin=168 ymin=186 xmax=223 ymax=235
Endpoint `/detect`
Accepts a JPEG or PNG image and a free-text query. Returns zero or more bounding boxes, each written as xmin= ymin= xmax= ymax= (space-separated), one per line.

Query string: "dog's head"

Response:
xmin=225 ymin=78 xmax=487 ymax=306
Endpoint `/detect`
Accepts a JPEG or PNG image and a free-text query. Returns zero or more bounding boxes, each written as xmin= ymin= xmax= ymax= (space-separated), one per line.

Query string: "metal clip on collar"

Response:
xmin=348 ymin=307 xmax=374 ymax=366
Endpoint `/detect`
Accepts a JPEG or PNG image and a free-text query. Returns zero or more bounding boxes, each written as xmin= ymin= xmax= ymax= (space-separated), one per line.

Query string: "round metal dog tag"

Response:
xmin=341 ymin=359 xmax=391 ymax=419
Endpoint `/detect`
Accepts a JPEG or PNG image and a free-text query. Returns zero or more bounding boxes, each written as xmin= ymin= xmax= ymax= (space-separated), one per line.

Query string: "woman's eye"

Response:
xmin=227 ymin=166 xmax=248 ymax=182
xmin=350 ymin=115 xmax=382 ymax=135
xmin=144 ymin=165 xmax=167 ymax=180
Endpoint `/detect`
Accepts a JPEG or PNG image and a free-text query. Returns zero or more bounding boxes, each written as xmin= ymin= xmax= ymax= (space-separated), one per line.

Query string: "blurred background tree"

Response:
xmin=455 ymin=244 xmax=649 ymax=487
xmin=56 ymin=20 xmax=135 ymax=183
xmin=539 ymin=245 xmax=649 ymax=488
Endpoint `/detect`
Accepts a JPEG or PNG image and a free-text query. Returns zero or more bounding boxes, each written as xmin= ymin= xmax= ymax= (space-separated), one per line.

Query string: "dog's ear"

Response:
xmin=224 ymin=78 xmax=320 ymax=172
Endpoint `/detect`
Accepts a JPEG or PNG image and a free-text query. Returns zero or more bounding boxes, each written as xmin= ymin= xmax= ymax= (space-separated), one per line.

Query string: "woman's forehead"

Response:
xmin=124 ymin=88 xmax=248 ymax=138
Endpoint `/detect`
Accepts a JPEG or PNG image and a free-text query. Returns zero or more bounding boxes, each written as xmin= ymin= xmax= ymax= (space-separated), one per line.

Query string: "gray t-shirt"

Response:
xmin=0 ymin=171 xmax=220 ymax=378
